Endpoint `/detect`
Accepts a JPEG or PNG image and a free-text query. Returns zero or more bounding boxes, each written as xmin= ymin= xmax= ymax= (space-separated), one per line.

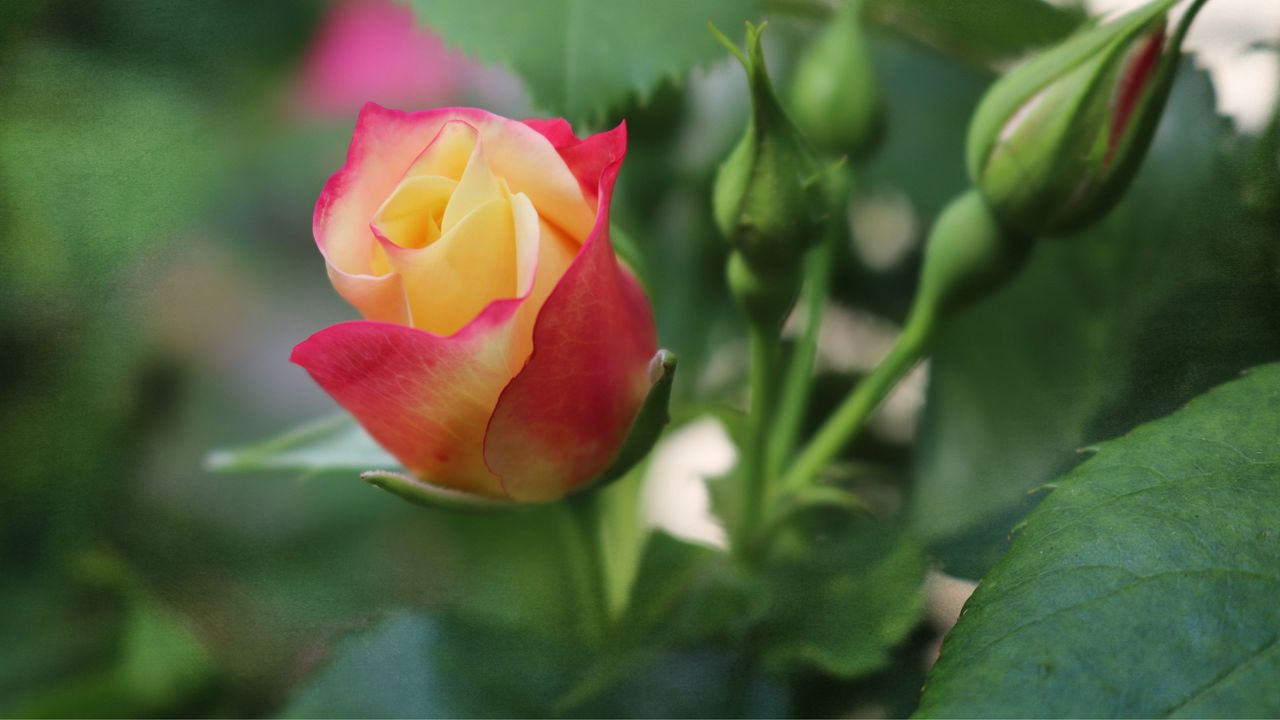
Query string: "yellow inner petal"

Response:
xmin=400 ymin=194 xmax=518 ymax=335
xmin=505 ymin=217 xmax=577 ymax=372
xmin=372 ymin=175 xmax=455 ymax=250
xmin=371 ymin=120 xmax=528 ymax=337
xmin=403 ymin=119 xmax=477 ymax=181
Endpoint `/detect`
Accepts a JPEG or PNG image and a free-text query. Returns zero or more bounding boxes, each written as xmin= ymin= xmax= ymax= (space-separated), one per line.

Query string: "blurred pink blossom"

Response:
xmin=296 ymin=0 xmax=465 ymax=116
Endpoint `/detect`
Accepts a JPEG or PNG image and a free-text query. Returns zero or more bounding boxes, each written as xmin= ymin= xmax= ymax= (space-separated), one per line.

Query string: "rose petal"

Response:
xmin=522 ymin=117 xmax=580 ymax=147
xmin=506 ymin=217 xmax=578 ymax=365
xmin=295 ymin=186 xmax=567 ymax=498
xmin=438 ymin=123 xmax=503 ymax=233
xmin=484 ymin=124 xmax=658 ymax=502
xmin=372 ymin=174 xmax=455 ymax=249
xmin=323 ymin=266 xmax=410 ymax=325
xmin=291 ymin=304 xmax=522 ymax=498
xmin=402 ymin=118 xmax=476 ymax=181
xmin=524 ymin=117 xmax=623 ymax=205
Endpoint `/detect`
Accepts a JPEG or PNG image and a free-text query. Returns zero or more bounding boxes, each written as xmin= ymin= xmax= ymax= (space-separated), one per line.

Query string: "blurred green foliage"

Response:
xmin=405 ymin=0 xmax=761 ymax=126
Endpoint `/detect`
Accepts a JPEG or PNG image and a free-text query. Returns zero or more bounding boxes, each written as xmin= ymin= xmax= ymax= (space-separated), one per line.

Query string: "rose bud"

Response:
xmin=788 ymin=0 xmax=885 ymax=159
xmin=967 ymin=0 xmax=1208 ymax=236
xmin=292 ymin=105 xmax=669 ymax=504
xmin=712 ymin=22 xmax=827 ymax=329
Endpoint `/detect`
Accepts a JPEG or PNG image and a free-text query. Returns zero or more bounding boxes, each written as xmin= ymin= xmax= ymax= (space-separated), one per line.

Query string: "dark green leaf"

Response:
xmin=282 ymin=609 xmax=788 ymax=718
xmin=761 ymin=518 xmax=927 ymax=678
xmin=912 ymin=63 xmax=1280 ymax=577
xmin=623 ymin=531 xmax=747 ymax=645
xmin=280 ymin=611 xmax=573 ymax=718
xmin=916 ymin=364 xmax=1280 ymax=718
xmin=569 ymin=645 xmax=790 ymax=718
xmin=406 ymin=0 xmax=761 ymax=124
xmin=4 ymin=553 xmax=216 ymax=717
xmin=863 ymin=0 xmax=1084 ymax=69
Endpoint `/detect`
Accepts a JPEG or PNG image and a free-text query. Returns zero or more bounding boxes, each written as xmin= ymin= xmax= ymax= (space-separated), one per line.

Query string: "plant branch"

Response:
xmin=767 ymin=225 xmax=837 ymax=481
xmin=735 ymin=326 xmax=781 ymax=561
xmin=560 ymin=492 xmax=610 ymax=644
xmin=778 ymin=307 xmax=934 ymax=493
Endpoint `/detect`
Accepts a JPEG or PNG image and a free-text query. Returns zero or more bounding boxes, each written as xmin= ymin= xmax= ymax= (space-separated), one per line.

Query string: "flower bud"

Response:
xmin=913 ymin=190 xmax=1033 ymax=328
xmin=967 ymin=0 xmax=1207 ymax=236
xmin=713 ymin=22 xmax=825 ymax=272
xmin=788 ymin=0 xmax=885 ymax=159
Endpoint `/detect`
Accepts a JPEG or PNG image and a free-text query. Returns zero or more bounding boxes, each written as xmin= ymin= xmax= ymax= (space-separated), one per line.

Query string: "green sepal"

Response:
xmin=576 ymin=350 xmax=678 ymax=495
xmin=360 ymin=470 xmax=517 ymax=511
xmin=966 ymin=0 xmax=1208 ymax=236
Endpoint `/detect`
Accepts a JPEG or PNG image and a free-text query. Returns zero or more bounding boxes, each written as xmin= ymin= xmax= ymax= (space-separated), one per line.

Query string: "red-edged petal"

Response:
xmin=315 ymin=104 xmax=467 ymax=322
xmin=522 ymin=117 xmax=579 ymax=147
xmin=523 ymin=118 xmax=627 ymax=206
xmin=291 ymin=302 xmax=523 ymax=499
xmin=484 ymin=124 xmax=658 ymax=502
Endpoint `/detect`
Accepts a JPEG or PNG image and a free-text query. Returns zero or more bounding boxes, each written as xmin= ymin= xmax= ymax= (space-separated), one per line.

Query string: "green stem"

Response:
xmin=778 ymin=307 xmax=935 ymax=493
xmin=767 ymin=230 xmax=836 ymax=481
xmin=560 ymin=493 xmax=609 ymax=644
xmin=735 ymin=327 xmax=780 ymax=560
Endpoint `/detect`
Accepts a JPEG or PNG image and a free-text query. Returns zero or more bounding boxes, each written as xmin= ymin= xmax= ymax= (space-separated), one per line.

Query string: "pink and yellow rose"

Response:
xmin=292 ymin=104 xmax=658 ymax=502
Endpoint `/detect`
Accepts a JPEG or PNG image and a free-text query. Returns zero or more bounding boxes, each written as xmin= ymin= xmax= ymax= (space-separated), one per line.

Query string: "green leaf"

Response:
xmin=281 ymin=611 xmax=572 ymax=718
xmin=205 ymin=414 xmax=399 ymax=474
xmin=916 ymin=364 xmax=1280 ymax=718
xmin=406 ymin=0 xmax=760 ymax=124
xmin=911 ymin=63 xmax=1280 ymax=578
xmin=5 ymin=552 xmax=216 ymax=717
xmin=567 ymin=645 xmax=790 ymax=718
xmin=282 ymin=609 xmax=789 ymax=718
xmin=863 ymin=0 xmax=1084 ymax=69
xmin=623 ymin=531 xmax=747 ymax=645
xmin=761 ymin=518 xmax=927 ymax=678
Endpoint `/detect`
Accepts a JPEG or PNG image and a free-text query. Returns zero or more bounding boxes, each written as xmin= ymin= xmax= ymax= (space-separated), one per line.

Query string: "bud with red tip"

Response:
xmin=967 ymin=0 xmax=1209 ymax=236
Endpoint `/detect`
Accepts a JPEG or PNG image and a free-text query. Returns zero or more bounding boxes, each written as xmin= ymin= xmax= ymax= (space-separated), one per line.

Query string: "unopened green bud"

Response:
xmin=913 ymin=190 xmax=1033 ymax=328
xmin=788 ymin=0 xmax=885 ymax=159
xmin=713 ymin=22 xmax=825 ymax=271
xmin=967 ymin=0 xmax=1208 ymax=236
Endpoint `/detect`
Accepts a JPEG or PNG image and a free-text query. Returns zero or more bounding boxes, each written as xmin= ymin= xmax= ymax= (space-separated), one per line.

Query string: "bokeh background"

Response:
xmin=1 ymin=0 xmax=1277 ymax=715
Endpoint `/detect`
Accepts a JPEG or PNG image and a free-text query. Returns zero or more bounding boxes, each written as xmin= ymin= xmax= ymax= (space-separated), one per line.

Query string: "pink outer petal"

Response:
xmin=484 ymin=123 xmax=659 ymax=502
xmin=522 ymin=118 xmax=579 ymax=147
xmin=290 ymin=300 xmax=522 ymax=498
